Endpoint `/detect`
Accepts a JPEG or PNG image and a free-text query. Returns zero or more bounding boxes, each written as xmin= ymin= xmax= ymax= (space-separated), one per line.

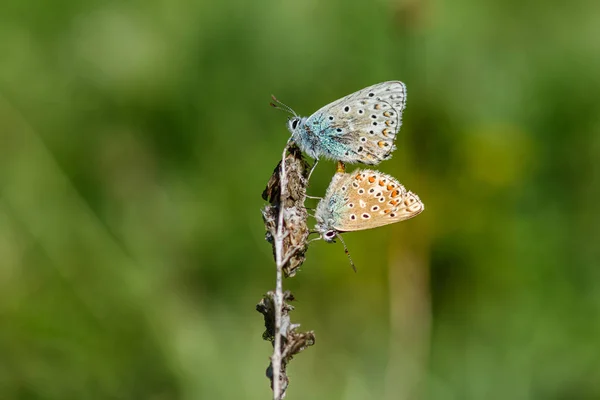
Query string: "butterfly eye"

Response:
xmin=325 ymin=231 xmax=336 ymax=239
xmin=291 ymin=118 xmax=299 ymax=129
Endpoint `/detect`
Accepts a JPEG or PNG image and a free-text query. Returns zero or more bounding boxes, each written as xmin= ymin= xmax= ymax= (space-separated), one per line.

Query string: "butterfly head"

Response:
xmin=270 ymin=95 xmax=308 ymax=143
xmin=315 ymin=219 xmax=340 ymax=243
xmin=286 ymin=116 xmax=307 ymax=135
xmin=321 ymin=229 xmax=337 ymax=243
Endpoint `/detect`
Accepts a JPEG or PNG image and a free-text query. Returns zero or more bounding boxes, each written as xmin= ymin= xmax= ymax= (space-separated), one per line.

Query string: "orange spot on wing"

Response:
xmin=378 ymin=141 xmax=385 ymax=148
xmin=383 ymin=209 xmax=391 ymax=214
xmin=374 ymin=104 xmax=381 ymax=110
xmin=379 ymin=180 xmax=385 ymax=186
xmin=385 ymin=120 xmax=392 ymax=126
xmin=387 ymin=184 xmax=394 ymax=191
xmin=368 ymin=176 xmax=376 ymax=183
xmin=383 ymin=111 xmax=391 ymax=117
xmin=391 ymin=190 xmax=400 ymax=197
xmin=355 ymin=173 xmax=363 ymax=180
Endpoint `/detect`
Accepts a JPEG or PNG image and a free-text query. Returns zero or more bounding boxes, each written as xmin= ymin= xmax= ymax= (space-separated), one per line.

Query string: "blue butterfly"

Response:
xmin=272 ymin=81 xmax=407 ymax=172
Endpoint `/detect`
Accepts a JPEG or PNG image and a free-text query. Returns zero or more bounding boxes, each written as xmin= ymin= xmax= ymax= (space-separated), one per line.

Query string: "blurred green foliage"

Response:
xmin=1 ymin=0 xmax=599 ymax=399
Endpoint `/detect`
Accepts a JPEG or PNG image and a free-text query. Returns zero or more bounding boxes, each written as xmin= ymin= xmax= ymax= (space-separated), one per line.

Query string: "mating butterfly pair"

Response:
xmin=273 ymin=81 xmax=424 ymax=244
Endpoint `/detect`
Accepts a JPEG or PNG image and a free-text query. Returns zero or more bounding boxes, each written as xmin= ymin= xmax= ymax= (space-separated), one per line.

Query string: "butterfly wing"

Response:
xmin=304 ymin=82 xmax=407 ymax=164
xmin=325 ymin=169 xmax=424 ymax=232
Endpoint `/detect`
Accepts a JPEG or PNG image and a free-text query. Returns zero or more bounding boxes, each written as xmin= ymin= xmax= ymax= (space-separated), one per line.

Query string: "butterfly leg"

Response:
xmin=306 ymin=158 xmax=319 ymax=183
xmin=307 ymin=236 xmax=321 ymax=244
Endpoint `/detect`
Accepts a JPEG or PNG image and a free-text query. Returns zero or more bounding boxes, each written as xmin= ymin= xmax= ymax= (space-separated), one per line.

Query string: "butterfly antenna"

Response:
xmin=270 ymin=95 xmax=298 ymax=117
xmin=335 ymin=233 xmax=357 ymax=273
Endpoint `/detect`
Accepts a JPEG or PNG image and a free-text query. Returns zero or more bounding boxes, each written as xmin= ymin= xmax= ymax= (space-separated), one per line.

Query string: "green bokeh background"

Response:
xmin=1 ymin=0 xmax=599 ymax=399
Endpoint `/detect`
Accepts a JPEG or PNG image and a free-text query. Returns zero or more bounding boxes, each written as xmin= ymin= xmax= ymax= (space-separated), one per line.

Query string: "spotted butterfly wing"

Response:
xmin=304 ymin=81 xmax=407 ymax=164
xmin=315 ymin=169 xmax=423 ymax=236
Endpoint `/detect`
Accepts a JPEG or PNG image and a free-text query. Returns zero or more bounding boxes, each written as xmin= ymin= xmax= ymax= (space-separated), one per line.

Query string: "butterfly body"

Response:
xmin=315 ymin=169 xmax=424 ymax=241
xmin=286 ymin=81 xmax=408 ymax=165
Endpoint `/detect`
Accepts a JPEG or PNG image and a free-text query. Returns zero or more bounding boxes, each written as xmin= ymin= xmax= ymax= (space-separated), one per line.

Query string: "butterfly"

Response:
xmin=272 ymin=81 xmax=407 ymax=173
xmin=314 ymin=169 xmax=424 ymax=268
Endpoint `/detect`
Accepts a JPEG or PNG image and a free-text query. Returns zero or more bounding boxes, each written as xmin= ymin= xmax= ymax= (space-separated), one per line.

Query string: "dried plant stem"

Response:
xmin=271 ymin=146 xmax=288 ymax=400
xmin=259 ymin=143 xmax=314 ymax=399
